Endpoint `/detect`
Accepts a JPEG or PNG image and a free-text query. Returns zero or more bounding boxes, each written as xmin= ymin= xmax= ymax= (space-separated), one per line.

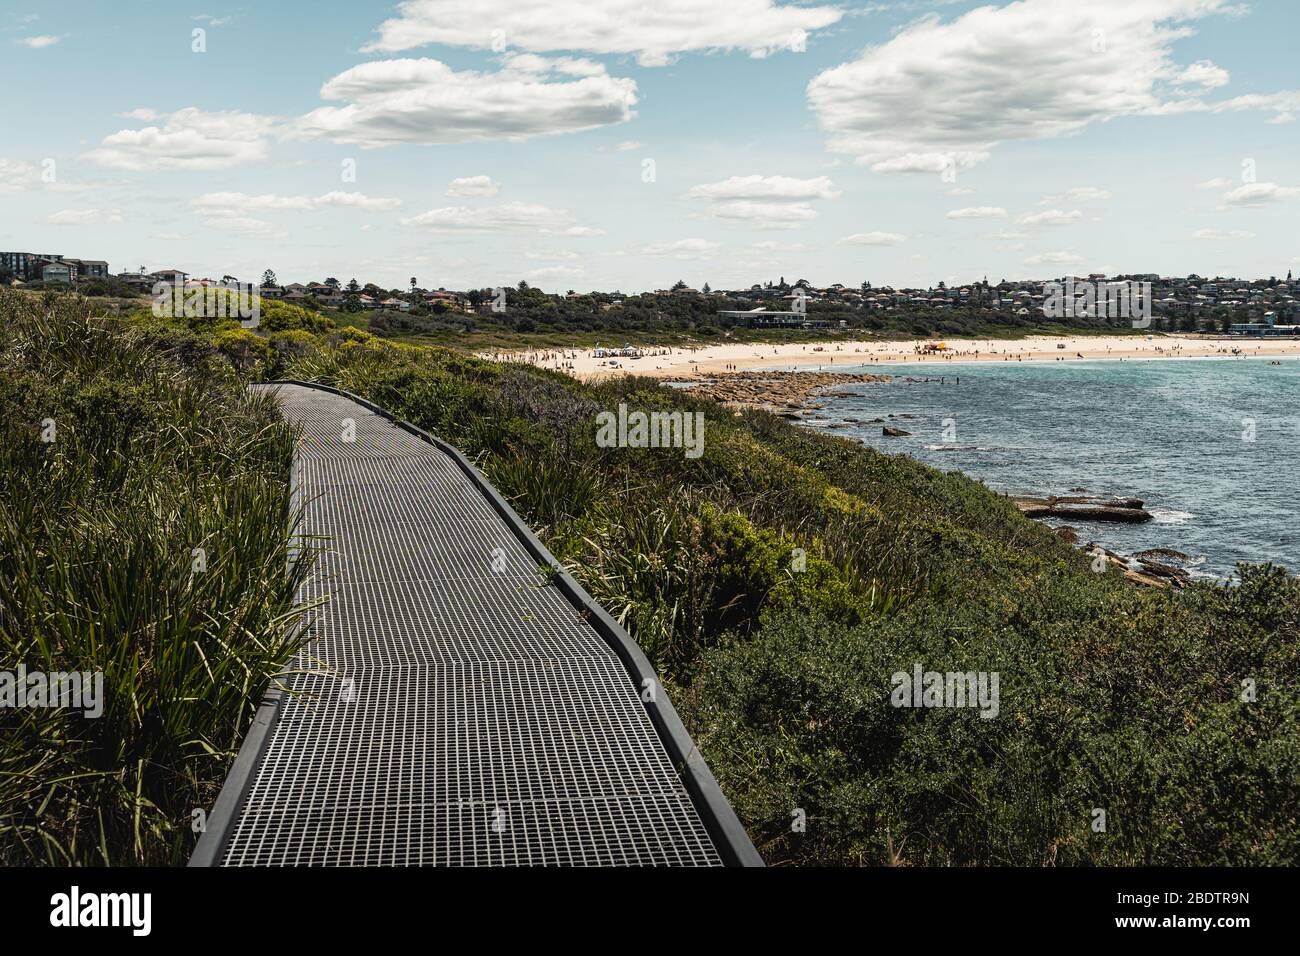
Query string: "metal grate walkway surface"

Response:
xmin=213 ymin=383 xmax=729 ymax=866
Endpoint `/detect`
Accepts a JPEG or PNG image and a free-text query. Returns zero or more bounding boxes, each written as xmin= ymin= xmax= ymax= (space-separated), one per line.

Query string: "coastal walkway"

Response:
xmin=190 ymin=381 xmax=759 ymax=867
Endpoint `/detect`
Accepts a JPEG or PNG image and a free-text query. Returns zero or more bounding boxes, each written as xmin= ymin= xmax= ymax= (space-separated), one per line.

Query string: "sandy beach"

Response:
xmin=485 ymin=335 xmax=1300 ymax=381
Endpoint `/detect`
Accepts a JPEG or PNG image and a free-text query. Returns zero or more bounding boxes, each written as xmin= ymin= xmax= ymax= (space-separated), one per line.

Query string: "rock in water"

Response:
xmin=1014 ymin=495 xmax=1153 ymax=523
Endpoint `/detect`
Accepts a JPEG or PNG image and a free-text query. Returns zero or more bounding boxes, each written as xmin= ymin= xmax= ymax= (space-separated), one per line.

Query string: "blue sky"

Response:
xmin=2 ymin=0 xmax=1298 ymax=291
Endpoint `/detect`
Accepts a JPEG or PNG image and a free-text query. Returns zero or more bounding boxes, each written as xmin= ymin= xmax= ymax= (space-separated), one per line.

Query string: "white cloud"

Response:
xmin=528 ymin=265 xmax=585 ymax=279
xmin=613 ymin=140 xmax=643 ymax=151
xmin=869 ymin=152 xmax=990 ymax=174
xmin=0 ymin=158 xmax=114 ymax=195
xmin=1191 ymin=228 xmax=1254 ymax=239
xmin=687 ymin=175 xmax=840 ymax=201
xmin=446 ymin=175 xmax=500 ymax=197
xmin=295 ymin=56 xmax=637 ymax=147
xmin=193 ymin=191 xmax=402 ymax=212
xmin=1176 ymin=59 xmax=1229 ymax=89
xmin=1017 ymin=208 xmax=1083 ymax=226
xmin=947 ymin=206 xmax=1006 ymax=220
xmin=807 ymin=0 xmax=1293 ymax=172
xmin=1267 ymin=111 xmax=1296 ymax=124
xmin=1039 ymin=186 xmax=1111 ymax=204
xmin=45 ymin=208 xmax=119 ymax=225
xmin=700 ymin=200 xmax=819 ymax=230
xmin=642 ymin=238 xmax=721 ymax=259
xmin=202 ymin=216 xmax=284 ymax=238
xmin=362 ymin=0 xmax=842 ymax=66
xmin=400 ymin=200 xmax=575 ymax=230
xmin=545 ymin=225 xmax=606 ymax=237
xmin=315 ymin=190 xmax=403 ymax=210
xmin=525 ymin=249 xmax=580 ymax=260
xmin=839 ymin=231 xmax=906 ymax=246
xmin=18 ymin=34 xmax=64 ymax=49
xmin=1025 ymin=250 xmax=1085 ymax=266
xmin=1196 ymin=177 xmax=1233 ymax=189
xmin=84 ymin=108 xmax=275 ymax=171
xmin=0 ymin=158 xmax=43 ymax=193
xmin=1220 ymin=182 xmax=1300 ymax=206
xmin=688 ymin=175 xmax=838 ymax=229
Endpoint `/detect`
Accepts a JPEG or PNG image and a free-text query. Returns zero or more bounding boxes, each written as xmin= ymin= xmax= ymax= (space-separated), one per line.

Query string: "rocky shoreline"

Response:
xmin=1023 ymin=497 xmax=1196 ymax=587
xmin=1014 ymin=494 xmax=1152 ymax=524
xmin=1071 ymin=539 xmax=1198 ymax=588
xmin=682 ymin=369 xmax=890 ymax=412
xmin=686 ymin=370 xmax=1200 ymax=589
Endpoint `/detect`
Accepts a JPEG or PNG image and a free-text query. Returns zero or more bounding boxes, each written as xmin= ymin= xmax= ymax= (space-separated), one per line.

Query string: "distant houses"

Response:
xmin=7 ymin=249 xmax=1300 ymax=332
xmin=1 ymin=250 xmax=109 ymax=284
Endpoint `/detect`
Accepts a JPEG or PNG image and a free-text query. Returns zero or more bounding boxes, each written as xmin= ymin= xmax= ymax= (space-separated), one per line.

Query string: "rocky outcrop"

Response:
xmin=1015 ymin=494 xmax=1152 ymax=523
xmin=882 ymin=426 xmax=911 ymax=437
xmin=685 ymin=370 xmax=889 ymax=411
xmin=1085 ymin=544 xmax=1191 ymax=589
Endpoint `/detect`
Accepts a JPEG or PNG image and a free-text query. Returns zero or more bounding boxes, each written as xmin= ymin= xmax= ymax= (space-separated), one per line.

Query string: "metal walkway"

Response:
xmin=191 ymin=382 xmax=759 ymax=867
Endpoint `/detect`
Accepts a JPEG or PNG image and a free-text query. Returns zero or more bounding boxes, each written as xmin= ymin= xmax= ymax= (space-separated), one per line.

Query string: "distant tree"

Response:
xmin=518 ymin=280 xmax=530 ymax=291
xmin=702 ymin=282 xmax=711 ymax=294
xmin=861 ymin=281 xmax=871 ymax=293
xmin=221 ymin=274 xmax=237 ymax=286
xmin=325 ymin=277 xmax=340 ymax=290
xmin=671 ymin=279 xmax=688 ymax=291
xmin=346 ymin=278 xmax=360 ymax=293
xmin=261 ymin=269 xmax=277 ymax=286
xmin=410 ymin=276 xmax=418 ymax=292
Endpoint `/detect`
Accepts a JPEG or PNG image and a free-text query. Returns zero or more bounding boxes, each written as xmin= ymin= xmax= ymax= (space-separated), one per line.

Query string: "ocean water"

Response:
xmin=803 ymin=357 xmax=1300 ymax=578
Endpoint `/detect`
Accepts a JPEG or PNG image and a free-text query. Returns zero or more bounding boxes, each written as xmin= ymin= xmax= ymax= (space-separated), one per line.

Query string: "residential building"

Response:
xmin=41 ymin=261 xmax=75 ymax=284
xmin=64 ymin=258 xmax=109 ymax=279
xmin=1 ymin=251 xmax=64 ymax=281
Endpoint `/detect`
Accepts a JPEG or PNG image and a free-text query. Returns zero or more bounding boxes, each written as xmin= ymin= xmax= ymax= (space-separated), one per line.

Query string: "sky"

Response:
xmin=2 ymin=0 xmax=1299 ymax=292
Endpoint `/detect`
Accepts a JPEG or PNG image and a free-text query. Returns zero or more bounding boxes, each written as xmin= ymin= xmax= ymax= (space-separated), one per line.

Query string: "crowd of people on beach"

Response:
xmin=488 ymin=336 xmax=1292 ymax=380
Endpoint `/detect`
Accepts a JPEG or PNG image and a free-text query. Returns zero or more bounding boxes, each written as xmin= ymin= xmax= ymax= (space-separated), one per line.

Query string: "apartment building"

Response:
xmin=1 ymin=251 xmax=64 ymax=281
xmin=1 ymin=251 xmax=109 ymax=283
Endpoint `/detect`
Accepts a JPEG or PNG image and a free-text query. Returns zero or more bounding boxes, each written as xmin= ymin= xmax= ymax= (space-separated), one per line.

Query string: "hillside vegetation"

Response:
xmin=4 ymin=290 xmax=1296 ymax=865
xmin=0 ymin=291 xmax=310 ymax=864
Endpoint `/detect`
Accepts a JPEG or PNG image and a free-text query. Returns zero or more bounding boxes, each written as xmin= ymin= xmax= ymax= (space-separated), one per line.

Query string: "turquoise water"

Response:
xmin=808 ymin=357 xmax=1300 ymax=578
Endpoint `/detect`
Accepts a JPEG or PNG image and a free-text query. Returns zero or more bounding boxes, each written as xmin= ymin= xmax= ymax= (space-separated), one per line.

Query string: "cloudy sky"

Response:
xmin=2 ymin=0 xmax=1298 ymax=291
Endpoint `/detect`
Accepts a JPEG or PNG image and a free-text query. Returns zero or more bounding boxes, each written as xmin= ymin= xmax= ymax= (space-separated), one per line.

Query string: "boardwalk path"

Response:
xmin=192 ymin=382 xmax=758 ymax=866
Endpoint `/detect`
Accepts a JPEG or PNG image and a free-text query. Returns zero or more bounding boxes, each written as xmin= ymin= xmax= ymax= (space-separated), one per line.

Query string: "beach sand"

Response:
xmin=485 ymin=335 xmax=1300 ymax=381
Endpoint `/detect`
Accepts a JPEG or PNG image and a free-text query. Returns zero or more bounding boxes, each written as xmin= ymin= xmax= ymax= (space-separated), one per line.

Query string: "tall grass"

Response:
xmin=0 ymin=290 xmax=311 ymax=864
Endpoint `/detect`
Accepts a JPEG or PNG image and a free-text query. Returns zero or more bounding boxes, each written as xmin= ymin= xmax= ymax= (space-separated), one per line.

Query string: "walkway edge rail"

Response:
xmin=190 ymin=379 xmax=763 ymax=867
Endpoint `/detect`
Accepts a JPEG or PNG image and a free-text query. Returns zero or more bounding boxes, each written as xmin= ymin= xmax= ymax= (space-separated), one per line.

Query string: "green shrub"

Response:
xmin=0 ymin=290 xmax=311 ymax=864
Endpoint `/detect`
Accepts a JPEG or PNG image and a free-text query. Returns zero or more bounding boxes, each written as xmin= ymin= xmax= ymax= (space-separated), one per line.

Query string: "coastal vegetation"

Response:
xmin=3 ymin=288 xmax=1296 ymax=865
xmin=0 ymin=291 xmax=310 ymax=864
